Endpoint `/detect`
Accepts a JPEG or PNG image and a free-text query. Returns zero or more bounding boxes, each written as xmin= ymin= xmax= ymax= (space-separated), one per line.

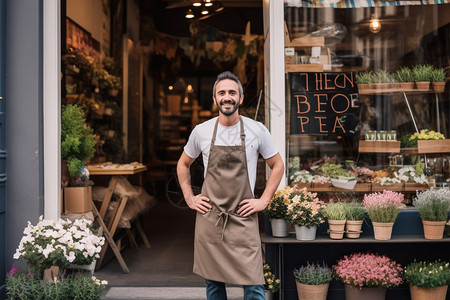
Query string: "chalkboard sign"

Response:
xmin=289 ymin=72 xmax=360 ymax=136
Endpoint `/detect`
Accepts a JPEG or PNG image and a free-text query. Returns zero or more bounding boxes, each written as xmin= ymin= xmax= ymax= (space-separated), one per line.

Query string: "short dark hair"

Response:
xmin=212 ymin=71 xmax=243 ymax=98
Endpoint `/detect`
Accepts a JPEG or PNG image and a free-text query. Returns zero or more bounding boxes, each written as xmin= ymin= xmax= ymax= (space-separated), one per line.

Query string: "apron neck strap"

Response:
xmin=211 ymin=116 xmax=246 ymax=150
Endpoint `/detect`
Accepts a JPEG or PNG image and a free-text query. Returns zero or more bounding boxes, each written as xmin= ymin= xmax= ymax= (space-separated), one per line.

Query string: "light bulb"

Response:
xmin=193 ymin=1 xmax=202 ymax=6
xmin=185 ymin=9 xmax=195 ymax=19
xmin=369 ymin=16 xmax=381 ymax=33
xmin=204 ymin=0 xmax=213 ymax=7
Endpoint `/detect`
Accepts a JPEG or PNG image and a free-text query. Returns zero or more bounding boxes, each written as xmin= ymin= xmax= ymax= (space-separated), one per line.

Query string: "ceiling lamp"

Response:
xmin=204 ymin=0 xmax=213 ymax=7
xmin=369 ymin=14 xmax=381 ymax=33
xmin=185 ymin=9 xmax=195 ymax=19
xmin=201 ymin=8 xmax=209 ymax=15
xmin=192 ymin=1 xmax=202 ymax=6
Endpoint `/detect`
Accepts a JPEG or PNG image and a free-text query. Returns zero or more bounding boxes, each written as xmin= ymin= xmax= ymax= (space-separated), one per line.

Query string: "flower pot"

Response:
xmin=415 ymin=81 xmax=430 ymax=91
xmin=344 ymin=285 xmax=386 ymax=300
xmin=345 ymin=220 xmax=363 ymax=238
xmin=431 ymin=82 xmax=446 ymax=93
xmin=327 ymin=219 xmax=346 ymax=239
xmin=67 ymin=260 xmax=96 ymax=275
xmin=64 ymin=186 xmax=93 ymax=213
xmin=295 ymin=225 xmax=317 ymax=241
xmin=422 ymin=220 xmax=446 ymax=240
xmin=399 ymin=82 xmax=415 ymax=91
xmin=372 ymin=221 xmax=394 ymax=240
xmin=409 ymin=284 xmax=448 ymax=300
xmin=296 ymin=282 xmax=329 ymax=300
xmin=265 ymin=290 xmax=274 ymax=300
xmin=270 ymin=219 xmax=290 ymax=237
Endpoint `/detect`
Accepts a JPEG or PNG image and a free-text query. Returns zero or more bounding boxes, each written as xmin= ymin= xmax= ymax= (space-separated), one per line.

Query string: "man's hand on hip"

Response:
xmin=187 ymin=194 xmax=212 ymax=214
xmin=237 ymin=198 xmax=266 ymax=217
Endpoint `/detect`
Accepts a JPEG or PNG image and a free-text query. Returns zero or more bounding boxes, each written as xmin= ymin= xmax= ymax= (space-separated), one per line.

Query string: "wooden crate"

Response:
xmin=404 ymin=182 xmax=429 ymax=192
xmin=371 ymin=183 xmax=404 ymax=192
xmin=417 ymin=139 xmax=450 ymax=154
xmin=358 ymin=141 xmax=401 ymax=153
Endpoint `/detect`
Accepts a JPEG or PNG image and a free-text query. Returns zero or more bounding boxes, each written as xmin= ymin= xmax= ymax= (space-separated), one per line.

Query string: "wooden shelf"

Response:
xmin=285 ymin=64 xmax=323 ymax=73
xmin=285 ymin=37 xmax=325 ymax=48
xmin=417 ymin=139 xmax=450 ymax=153
xmin=358 ymin=140 xmax=401 ymax=153
xmin=296 ymin=182 xmax=430 ymax=193
xmin=359 ymin=88 xmax=440 ymax=95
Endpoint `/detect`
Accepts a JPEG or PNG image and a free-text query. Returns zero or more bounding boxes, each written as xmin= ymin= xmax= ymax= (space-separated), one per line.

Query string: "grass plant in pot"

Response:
xmin=412 ymin=64 xmax=433 ymax=91
xmin=293 ymin=262 xmax=332 ymax=300
xmin=264 ymin=186 xmax=297 ymax=237
xmin=343 ymin=201 xmax=366 ymax=238
xmin=324 ymin=201 xmax=346 ymax=239
xmin=61 ymin=104 xmax=97 ymax=213
xmin=404 ymin=260 xmax=449 ymax=300
xmin=263 ymin=264 xmax=280 ymax=300
xmin=413 ymin=189 xmax=450 ymax=240
xmin=363 ymin=190 xmax=404 ymax=240
xmin=430 ymin=67 xmax=446 ymax=93
xmin=393 ymin=67 xmax=415 ymax=90
xmin=333 ymin=252 xmax=403 ymax=300
xmin=286 ymin=188 xmax=325 ymax=241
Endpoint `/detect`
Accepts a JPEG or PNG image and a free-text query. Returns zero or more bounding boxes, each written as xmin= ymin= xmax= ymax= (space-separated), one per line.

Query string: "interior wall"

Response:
xmin=66 ymin=0 xmax=102 ymax=42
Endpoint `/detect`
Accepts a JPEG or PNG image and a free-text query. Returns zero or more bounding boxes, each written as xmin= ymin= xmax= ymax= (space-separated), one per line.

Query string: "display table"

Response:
xmin=86 ymin=163 xmax=147 ymax=273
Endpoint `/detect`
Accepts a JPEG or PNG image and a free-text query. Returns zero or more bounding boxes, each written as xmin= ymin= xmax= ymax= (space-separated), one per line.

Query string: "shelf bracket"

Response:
xmin=435 ymin=93 xmax=440 ymax=133
xmin=402 ymin=92 xmax=419 ymax=134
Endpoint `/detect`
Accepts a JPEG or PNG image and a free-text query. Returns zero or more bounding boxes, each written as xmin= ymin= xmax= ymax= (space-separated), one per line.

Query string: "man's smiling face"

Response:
xmin=213 ymin=79 xmax=243 ymax=117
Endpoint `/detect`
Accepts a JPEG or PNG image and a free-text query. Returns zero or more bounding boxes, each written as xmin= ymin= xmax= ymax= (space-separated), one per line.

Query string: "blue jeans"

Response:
xmin=206 ymin=279 xmax=265 ymax=300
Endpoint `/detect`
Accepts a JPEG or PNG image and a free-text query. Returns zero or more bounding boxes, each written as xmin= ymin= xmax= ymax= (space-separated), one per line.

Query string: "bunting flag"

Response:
xmin=287 ymin=0 xmax=448 ymax=7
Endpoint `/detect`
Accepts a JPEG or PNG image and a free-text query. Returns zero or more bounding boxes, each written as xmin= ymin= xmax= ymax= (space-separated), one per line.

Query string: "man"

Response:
xmin=177 ymin=71 xmax=284 ymax=300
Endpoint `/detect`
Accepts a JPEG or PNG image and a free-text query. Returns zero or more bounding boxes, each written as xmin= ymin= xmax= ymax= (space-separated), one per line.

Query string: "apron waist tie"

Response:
xmin=215 ymin=212 xmax=230 ymax=240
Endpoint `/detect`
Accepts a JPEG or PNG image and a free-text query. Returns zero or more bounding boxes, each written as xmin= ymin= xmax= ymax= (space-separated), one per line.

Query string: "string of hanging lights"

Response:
xmin=185 ymin=0 xmax=224 ymax=19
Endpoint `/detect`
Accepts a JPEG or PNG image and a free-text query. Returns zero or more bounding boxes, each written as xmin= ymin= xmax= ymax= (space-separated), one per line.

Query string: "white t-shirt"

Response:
xmin=184 ymin=116 xmax=279 ymax=193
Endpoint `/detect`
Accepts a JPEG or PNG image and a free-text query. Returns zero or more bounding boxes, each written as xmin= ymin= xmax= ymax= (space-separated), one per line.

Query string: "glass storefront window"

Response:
xmin=284 ymin=3 xmax=450 ymax=184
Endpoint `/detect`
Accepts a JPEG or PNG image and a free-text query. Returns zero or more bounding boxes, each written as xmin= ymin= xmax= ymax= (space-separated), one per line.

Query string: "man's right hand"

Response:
xmin=187 ymin=194 xmax=212 ymax=214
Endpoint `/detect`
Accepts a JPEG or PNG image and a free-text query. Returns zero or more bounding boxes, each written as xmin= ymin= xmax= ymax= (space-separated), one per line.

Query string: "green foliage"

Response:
xmin=356 ymin=72 xmax=372 ymax=84
xmin=317 ymin=163 xmax=351 ymax=179
xmin=293 ymin=262 xmax=332 ymax=285
xmin=430 ymin=67 xmax=446 ymax=82
xmin=372 ymin=70 xmax=392 ymax=83
xmin=366 ymin=206 xmax=399 ymax=223
xmin=324 ymin=202 xmax=346 ymax=220
xmin=343 ymin=201 xmax=366 ymax=221
xmin=263 ymin=264 xmax=280 ymax=293
xmin=413 ymin=189 xmax=450 ymax=221
xmin=61 ymin=104 xmax=96 ymax=177
xmin=412 ymin=64 xmax=434 ymax=82
xmin=404 ymin=260 xmax=450 ymax=288
xmin=6 ymin=272 xmax=107 ymax=300
xmin=393 ymin=67 xmax=414 ymax=83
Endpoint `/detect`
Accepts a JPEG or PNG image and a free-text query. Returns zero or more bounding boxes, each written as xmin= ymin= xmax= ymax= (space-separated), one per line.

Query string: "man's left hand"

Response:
xmin=236 ymin=198 xmax=267 ymax=217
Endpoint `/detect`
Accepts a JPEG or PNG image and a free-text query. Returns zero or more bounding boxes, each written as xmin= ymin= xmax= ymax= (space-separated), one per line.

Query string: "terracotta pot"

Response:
xmin=415 ymin=81 xmax=430 ymax=91
xmin=270 ymin=218 xmax=290 ymax=237
xmin=345 ymin=220 xmax=363 ymax=238
xmin=399 ymin=82 xmax=415 ymax=91
xmin=422 ymin=220 xmax=446 ymax=240
xmin=431 ymin=82 xmax=446 ymax=93
xmin=295 ymin=225 xmax=317 ymax=241
xmin=296 ymin=282 xmax=329 ymax=300
xmin=372 ymin=221 xmax=394 ymax=240
xmin=409 ymin=285 xmax=448 ymax=300
xmin=344 ymin=285 xmax=386 ymax=300
xmin=328 ymin=219 xmax=346 ymax=239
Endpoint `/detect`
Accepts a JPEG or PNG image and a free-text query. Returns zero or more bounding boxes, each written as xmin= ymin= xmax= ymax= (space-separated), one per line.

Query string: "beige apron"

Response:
xmin=193 ymin=116 xmax=264 ymax=286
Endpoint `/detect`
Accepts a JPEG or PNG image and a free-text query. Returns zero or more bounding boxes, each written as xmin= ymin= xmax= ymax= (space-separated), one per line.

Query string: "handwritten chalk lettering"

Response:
xmin=289 ymin=72 xmax=360 ymax=136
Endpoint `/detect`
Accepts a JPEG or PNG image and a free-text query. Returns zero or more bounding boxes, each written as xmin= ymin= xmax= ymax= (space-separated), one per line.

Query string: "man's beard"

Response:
xmin=216 ymin=99 xmax=240 ymax=116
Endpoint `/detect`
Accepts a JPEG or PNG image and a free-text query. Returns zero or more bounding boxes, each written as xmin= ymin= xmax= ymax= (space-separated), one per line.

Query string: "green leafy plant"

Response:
xmin=286 ymin=189 xmax=326 ymax=227
xmin=61 ymin=104 xmax=97 ymax=177
xmin=343 ymin=201 xmax=366 ymax=221
xmin=363 ymin=190 xmax=404 ymax=223
xmin=264 ymin=186 xmax=298 ymax=220
xmin=430 ymin=67 xmax=446 ymax=82
xmin=324 ymin=202 xmax=346 ymax=220
xmin=400 ymin=129 xmax=445 ymax=148
xmin=372 ymin=70 xmax=392 ymax=83
xmin=293 ymin=262 xmax=332 ymax=285
xmin=263 ymin=264 xmax=280 ymax=293
xmin=412 ymin=64 xmax=434 ymax=82
xmin=404 ymin=260 xmax=450 ymax=288
xmin=355 ymin=71 xmax=373 ymax=84
xmin=317 ymin=163 xmax=351 ymax=179
xmin=6 ymin=269 xmax=107 ymax=300
xmin=393 ymin=67 xmax=414 ymax=83
xmin=413 ymin=189 xmax=450 ymax=221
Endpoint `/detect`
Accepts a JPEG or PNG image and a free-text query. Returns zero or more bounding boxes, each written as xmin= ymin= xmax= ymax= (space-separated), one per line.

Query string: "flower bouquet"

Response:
xmin=404 ymin=260 xmax=449 ymax=299
xmin=264 ymin=186 xmax=297 ymax=237
xmin=333 ymin=252 xmax=403 ymax=299
xmin=363 ymin=190 xmax=404 ymax=240
xmin=263 ymin=264 xmax=280 ymax=295
xmin=293 ymin=262 xmax=332 ymax=300
xmin=413 ymin=189 xmax=450 ymax=239
xmin=286 ymin=188 xmax=325 ymax=240
xmin=13 ymin=216 xmax=105 ymax=274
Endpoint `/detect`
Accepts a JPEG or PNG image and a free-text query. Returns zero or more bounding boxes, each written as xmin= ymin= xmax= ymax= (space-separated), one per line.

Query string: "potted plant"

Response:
xmin=355 ymin=71 xmax=373 ymax=91
xmin=393 ymin=67 xmax=415 ymax=90
xmin=333 ymin=252 xmax=403 ymax=300
xmin=13 ymin=216 xmax=105 ymax=275
xmin=404 ymin=260 xmax=449 ymax=300
xmin=286 ymin=188 xmax=326 ymax=240
xmin=6 ymin=267 xmax=108 ymax=300
xmin=64 ymin=173 xmax=94 ymax=214
xmin=289 ymin=169 xmax=314 ymax=188
xmin=263 ymin=264 xmax=280 ymax=300
xmin=343 ymin=201 xmax=366 ymax=238
xmin=430 ymin=67 xmax=446 ymax=92
xmin=413 ymin=189 xmax=450 ymax=240
xmin=412 ymin=64 xmax=433 ymax=91
xmin=264 ymin=186 xmax=296 ymax=237
xmin=324 ymin=201 xmax=346 ymax=239
xmin=293 ymin=262 xmax=332 ymax=300
xmin=363 ymin=190 xmax=404 ymax=240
